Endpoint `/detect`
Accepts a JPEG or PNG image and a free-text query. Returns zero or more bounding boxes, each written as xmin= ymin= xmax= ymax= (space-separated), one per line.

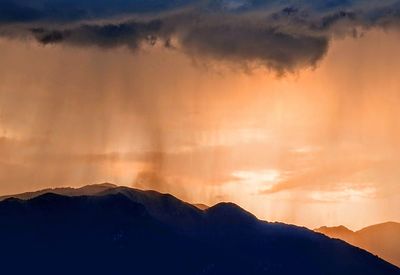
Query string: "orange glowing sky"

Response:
xmin=0 ymin=29 xmax=400 ymax=230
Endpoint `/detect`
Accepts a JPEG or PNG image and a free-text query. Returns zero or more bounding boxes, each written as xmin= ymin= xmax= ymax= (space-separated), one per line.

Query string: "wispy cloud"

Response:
xmin=260 ymin=159 xmax=378 ymax=194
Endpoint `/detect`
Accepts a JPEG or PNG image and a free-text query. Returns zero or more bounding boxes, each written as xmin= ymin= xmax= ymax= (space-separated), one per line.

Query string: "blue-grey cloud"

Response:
xmin=0 ymin=0 xmax=197 ymax=23
xmin=1 ymin=0 xmax=400 ymax=71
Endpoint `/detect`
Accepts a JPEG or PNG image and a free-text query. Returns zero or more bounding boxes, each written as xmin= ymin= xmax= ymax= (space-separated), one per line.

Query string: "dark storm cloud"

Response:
xmin=30 ymin=20 xmax=162 ymax=49
xmin=1 ymin=0 xmax=400 ymax=71
xmin=179 ymin=22 xmax=328 ymax=72
xmin=27 ymin=15 xmax=329 ymax=71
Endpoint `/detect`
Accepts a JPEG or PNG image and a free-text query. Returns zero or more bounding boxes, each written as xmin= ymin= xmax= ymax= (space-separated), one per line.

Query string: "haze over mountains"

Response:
xmin=315 ymin=222 xmax=400 ymax=268
xmin=0 ymin=184 xmax=399 ymax=275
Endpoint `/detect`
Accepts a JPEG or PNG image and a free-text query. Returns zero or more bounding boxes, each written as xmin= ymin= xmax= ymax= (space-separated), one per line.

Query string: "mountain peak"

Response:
xmin=357 ymin=221 xmax=400 ymax=234
xmin=205 ymin=202 xmax=257 ymax=225
xmin=207 ymin=202 xmax=247 ymax=212
xmin=316 ymin=225 xmax=354 ymax=233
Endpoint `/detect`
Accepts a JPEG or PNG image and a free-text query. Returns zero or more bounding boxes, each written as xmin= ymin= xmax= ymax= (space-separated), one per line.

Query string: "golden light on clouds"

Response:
xmin=0 ymin=29 xmax=400 ymax=230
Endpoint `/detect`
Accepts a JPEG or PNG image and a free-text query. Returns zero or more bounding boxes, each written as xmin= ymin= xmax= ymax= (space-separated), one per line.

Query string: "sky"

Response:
xmin=0 ymin=0 xmax=400 ymax=230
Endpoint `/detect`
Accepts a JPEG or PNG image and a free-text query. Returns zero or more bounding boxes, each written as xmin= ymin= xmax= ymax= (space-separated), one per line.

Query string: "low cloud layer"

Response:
xmin=1 ymin=0 xmax=400 ymax=71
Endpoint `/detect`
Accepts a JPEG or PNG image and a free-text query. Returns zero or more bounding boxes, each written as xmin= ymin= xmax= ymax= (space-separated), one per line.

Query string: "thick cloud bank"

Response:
xmin=1 ymin=0 xmax=400 ymax=71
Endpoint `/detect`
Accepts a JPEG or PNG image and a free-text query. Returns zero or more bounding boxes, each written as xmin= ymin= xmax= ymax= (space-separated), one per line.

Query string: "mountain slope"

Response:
xmin=0 ymin=186 xmax=399 ymax=275
xmin=316 ymin=222 xmax=400 ymax=267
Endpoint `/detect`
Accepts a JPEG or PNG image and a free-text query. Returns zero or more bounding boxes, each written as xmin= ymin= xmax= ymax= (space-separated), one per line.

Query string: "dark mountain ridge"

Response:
xmin=0 ymin=184 xmax=399 ymax=275
xmin=0 ymin=182 xmax=117 ymax=201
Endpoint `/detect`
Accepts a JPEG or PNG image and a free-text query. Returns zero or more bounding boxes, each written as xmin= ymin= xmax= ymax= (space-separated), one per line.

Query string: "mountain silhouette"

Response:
xmin=316 ymin=222 xmax=400 ymax=267
xmin=0 ymin=182 xmax=117 ymax=201
xmin=0 ymin=184 xmax=399 ymax=275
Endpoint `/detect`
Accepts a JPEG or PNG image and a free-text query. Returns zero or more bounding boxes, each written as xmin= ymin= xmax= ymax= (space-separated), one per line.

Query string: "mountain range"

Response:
xmin=315 ymin=222 xmax=400 ymax=268
xmin=0 ymin=184 xmax=399 ymax=275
